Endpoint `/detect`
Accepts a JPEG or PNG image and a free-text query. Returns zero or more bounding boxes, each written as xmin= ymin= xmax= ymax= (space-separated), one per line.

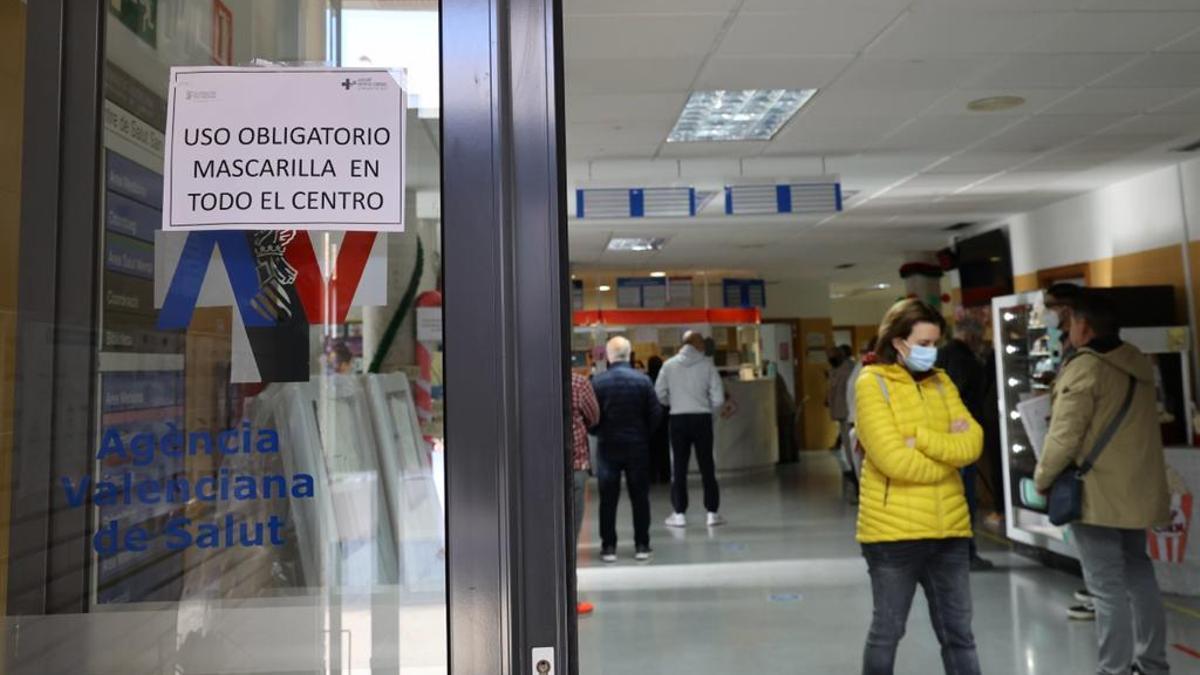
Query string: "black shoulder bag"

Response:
xmin=1047 ymin=372 xmax=1136 ymax=526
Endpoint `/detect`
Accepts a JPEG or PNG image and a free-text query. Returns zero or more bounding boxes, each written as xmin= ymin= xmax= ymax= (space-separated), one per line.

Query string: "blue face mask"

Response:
xmin=904 ymin=344 xmax=938 ymax=372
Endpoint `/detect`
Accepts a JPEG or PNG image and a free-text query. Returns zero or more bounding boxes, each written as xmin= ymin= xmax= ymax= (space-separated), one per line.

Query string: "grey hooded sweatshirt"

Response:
xmin=655 ymin=345 xmax=726 ymax=415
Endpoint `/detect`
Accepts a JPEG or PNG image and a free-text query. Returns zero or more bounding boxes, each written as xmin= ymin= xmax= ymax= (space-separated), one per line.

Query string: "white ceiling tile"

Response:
xmin=1023 ymin=12 xmax=1200 ymax=53
xmin=569 ymin=121 xmax=673 ymax=146
xmin=1097 ymin=54 xmax=1200 ymax=87
xmin=657 ymin=141 xmax=770 ymax=159
xmin=827 ymin=153 xmax=945 ymax=179
xmin=740 ymin=157 xmax=830 ymax=179
xmin=911 ymin=0 xmax=1081 ymax=8
xmin=565 ymin=57 xmax=704 ymax=94
xmin=926 ymin=152 xmax=1041 ymax=173
xmin=1019 ymin=149 xmax=1130 ymax=171
xmin=876 ymin=115 xmax=1016 ymax=151
xmin=1160 ymin=27 xmax=1200 ymax=52
xmin=679 ymin=159 xmax=744 ymax=180
xmin=1043 ymin=87 xmax=1195 ymax=115
xmin=566 ymin=92 xmax=688 ymax=124
xmin=1069 ymin=134 xmax=1178 ymax=152
xmin=766 ymin=114 xmax=909 ymax=154
xmin=975 ymin=114 xmax=1128 ymax=151
xmin=742 ymin=0 xmax=911 ymax=11
xmin=1080 ymin=0 xmax=1200 ymax=9
xmin=1153 ymin=89 xmax=1200 ymax=114
xmin=970 ymin=54 xmax=1137 ymax=88
xmin=836 ymin=57 xmax=996 ymax=91
xmin=967 ymin=172 xmax=1074 ymax=194
xmin=900 ymin=173 xmax=995 ymax=190
xmin=720 ymin=9 xmax=907 ymax=56
xmin=1099 ymin=114 xmax=1200 ymax=139
xmin=566 ymin=15 xmax=728 ymax=60
xmin=695 ymin=55 xmax=853 ymax=90
xmin=866 ymin=11 xmax=1069 ymax=58
xmin=569 ymin=143 xmax=659 ymax=160
xmin=804 ymin=87 xmax=946 ymax=118
xmin=584 ymin=160 xmax=683 ymax=183
xmin=921 ymin=89 xmax=1073 ymax=116
xmin=565 ymin=0 xmax=740 ymax=14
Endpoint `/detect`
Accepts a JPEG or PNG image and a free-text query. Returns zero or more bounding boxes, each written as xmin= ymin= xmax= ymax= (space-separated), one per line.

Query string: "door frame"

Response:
xmin=12 ymin=0 xmax=574 ymax=673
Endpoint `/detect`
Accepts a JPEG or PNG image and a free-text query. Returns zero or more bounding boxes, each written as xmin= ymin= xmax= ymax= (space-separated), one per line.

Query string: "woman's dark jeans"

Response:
xmin=861 ymin=538 xmax=981 ymax=675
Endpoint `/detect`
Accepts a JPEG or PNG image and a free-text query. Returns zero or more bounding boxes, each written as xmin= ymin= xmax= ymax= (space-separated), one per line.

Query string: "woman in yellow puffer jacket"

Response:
xmin=854 ymin=299 xmax=984 ymax=675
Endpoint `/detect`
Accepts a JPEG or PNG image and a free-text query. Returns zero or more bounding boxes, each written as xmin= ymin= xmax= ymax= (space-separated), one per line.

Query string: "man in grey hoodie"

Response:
xmin=655 ymin=331 xmax=726 ymax=528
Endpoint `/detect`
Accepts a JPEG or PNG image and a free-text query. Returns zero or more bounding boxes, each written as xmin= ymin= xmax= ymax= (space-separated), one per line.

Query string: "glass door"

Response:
xmin=6 ymin=0 xmax=572 ymax=673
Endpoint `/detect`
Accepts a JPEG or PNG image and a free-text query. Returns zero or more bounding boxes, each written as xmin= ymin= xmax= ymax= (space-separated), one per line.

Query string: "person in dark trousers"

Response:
xmin=656 ymin=331 xmax=726 ymax=528
xmin=569 ymin=371 xmax=600 ymax=614
xmin=1044 ymin=283 xmax=1102 ymax=621
xmin=936 ymin=318 xmax=995 ymax=572
xmin=590 ymin=336 xmax=662 ymax=563
xmin=856 ymin=299 xmax=984 ymax=675
xmin=1034 ymin=293 xmax=1171 ymax=675
xmin=646 ymin=355 xmax=672 ymax=484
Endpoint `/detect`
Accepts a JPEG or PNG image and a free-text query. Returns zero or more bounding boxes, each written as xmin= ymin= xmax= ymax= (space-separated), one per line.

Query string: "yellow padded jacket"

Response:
xmin=854 ymin=362 xmax=983 ymax=543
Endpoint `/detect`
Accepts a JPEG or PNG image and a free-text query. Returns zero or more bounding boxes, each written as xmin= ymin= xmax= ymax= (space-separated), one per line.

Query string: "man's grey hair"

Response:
xmin=606 ymin=336 xmax=632 ymax=363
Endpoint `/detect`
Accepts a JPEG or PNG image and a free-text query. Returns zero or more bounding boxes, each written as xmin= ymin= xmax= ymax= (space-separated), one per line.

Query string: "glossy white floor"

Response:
xmin=575 ymin=453 xmax=1200 ymax=675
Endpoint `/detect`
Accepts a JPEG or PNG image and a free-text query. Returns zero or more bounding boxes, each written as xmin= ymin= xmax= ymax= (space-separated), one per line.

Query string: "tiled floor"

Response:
xmin=576 ymin=453 xmax=1200 ymax=674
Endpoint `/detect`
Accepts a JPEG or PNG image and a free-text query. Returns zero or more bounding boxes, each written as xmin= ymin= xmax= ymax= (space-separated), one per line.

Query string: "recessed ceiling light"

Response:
xmin=667 ymin=89 xmax=817 ymax=143
xmin=650 ymin=271 xmax=667 ymax=278
xmin=874 ymin=283 xmax=892 ymax=290
xmin=606 ymin=237 xmax=666 ymax=252
xmin=967 ymin=95 xmax=1026 ymax=112
xmin=598 ymin=285 xmax=612 ymax=292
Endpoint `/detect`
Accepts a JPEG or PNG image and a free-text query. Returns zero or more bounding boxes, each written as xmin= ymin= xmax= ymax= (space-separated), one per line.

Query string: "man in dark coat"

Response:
xmin=591 ymin=336 xmax=663 ymax=562
xmin=937 ymin=317 xmax=994 ymax=571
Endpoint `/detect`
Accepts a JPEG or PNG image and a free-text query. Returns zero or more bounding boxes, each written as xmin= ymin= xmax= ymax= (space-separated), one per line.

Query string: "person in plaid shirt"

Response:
xmin=571 ymin=371 xmax=600 ymax=615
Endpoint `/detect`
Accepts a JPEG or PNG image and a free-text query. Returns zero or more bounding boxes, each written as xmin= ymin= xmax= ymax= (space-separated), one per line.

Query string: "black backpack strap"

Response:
xmin=1078 ymin=373 xmax=1137 ymax=476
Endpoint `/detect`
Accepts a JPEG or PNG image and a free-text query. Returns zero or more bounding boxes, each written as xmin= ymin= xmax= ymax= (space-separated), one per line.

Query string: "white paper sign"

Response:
xmin=417 ymin=307 xmax=443 ymax=342
xmin=163 ymin=67 xmax=407 ymax=232
xmin=1017 ymin=394 xmax=1052 ymax=459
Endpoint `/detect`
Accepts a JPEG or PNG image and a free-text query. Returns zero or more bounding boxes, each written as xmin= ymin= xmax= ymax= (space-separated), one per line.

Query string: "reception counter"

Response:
xmin=708 ymin=378 xmax=779 ymax=472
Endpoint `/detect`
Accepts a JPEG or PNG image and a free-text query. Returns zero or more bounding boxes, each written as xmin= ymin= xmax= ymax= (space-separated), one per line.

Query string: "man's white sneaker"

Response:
xmin=664 ymin=513 xmax=687 ymax=528
xmin=635 ymin=547 xmax=652 ymax=562
xmin=707 ymin=512 xmax=726 ymax=527
xmin=600 ymin=549 xmax=617 ymax=564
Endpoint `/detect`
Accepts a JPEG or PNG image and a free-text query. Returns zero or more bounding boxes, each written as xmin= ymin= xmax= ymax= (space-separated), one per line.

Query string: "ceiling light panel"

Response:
xmin=606 ymin=237 xmax=667 ymax=252
xmin=667 ymin=89 xmax=816 ymax=142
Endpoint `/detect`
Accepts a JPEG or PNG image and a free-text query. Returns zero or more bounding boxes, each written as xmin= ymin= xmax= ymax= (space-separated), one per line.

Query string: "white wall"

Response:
xmin=983 ymin=158 xmax=1200 ymax=276
xmin=762 ymin=279 xmax=831 ymax=319
xmin=832 ymin=296 xmax=896 ymax=326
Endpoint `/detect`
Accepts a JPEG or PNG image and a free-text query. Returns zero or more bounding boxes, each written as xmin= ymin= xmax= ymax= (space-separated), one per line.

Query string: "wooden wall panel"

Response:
xmin=794 ymin=318 xmax=837 ymax=451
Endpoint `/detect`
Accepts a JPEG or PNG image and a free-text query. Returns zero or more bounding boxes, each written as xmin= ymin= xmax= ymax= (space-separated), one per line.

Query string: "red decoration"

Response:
xmin=899 ymin=262 xmax=944 ymax=279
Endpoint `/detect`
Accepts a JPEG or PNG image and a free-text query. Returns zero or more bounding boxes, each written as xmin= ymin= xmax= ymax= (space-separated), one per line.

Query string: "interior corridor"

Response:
xmin=576 ymin=454 xmax=1200 ymax=674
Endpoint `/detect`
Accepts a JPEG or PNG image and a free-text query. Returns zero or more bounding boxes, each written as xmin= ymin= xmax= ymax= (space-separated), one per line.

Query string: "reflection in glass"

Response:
xmin=6 ymin=2 xmax=447 ymax=673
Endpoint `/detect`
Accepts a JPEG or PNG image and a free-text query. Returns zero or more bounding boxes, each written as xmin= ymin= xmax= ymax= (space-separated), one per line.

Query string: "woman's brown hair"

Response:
xmin=874 ymin=298 xmax=947 ymax=365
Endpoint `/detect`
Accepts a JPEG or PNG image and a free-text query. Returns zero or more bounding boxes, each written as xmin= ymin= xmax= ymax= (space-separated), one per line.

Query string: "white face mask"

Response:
xmin=903 ymin=343 xmax=938 ymax=372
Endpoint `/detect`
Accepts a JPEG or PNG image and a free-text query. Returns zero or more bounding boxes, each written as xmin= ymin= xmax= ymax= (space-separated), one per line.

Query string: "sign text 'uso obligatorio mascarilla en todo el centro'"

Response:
xmin=162 ymin=67 xmax=407 ymax=232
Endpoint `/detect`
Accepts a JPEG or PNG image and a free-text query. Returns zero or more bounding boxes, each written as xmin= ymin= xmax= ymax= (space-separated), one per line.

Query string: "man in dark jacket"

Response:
xmin=937 ymin=317 xmax=994 ymax=572
xmin=591 ymin=336 xmax=663 ymax=563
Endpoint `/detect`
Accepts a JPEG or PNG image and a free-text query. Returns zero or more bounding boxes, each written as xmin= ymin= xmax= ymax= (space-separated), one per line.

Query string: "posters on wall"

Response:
xmin=668 ymin=277 xmax=693 ymax=308
xmin=616 ymin=277 xmax=668 ymax=309
xmin=723 ymin=279 xmax=766 ymax=308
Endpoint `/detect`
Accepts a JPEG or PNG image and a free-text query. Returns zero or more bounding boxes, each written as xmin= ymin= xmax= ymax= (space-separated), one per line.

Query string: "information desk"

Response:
xmin=707 ymin=378 xmax=778 ymax=472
